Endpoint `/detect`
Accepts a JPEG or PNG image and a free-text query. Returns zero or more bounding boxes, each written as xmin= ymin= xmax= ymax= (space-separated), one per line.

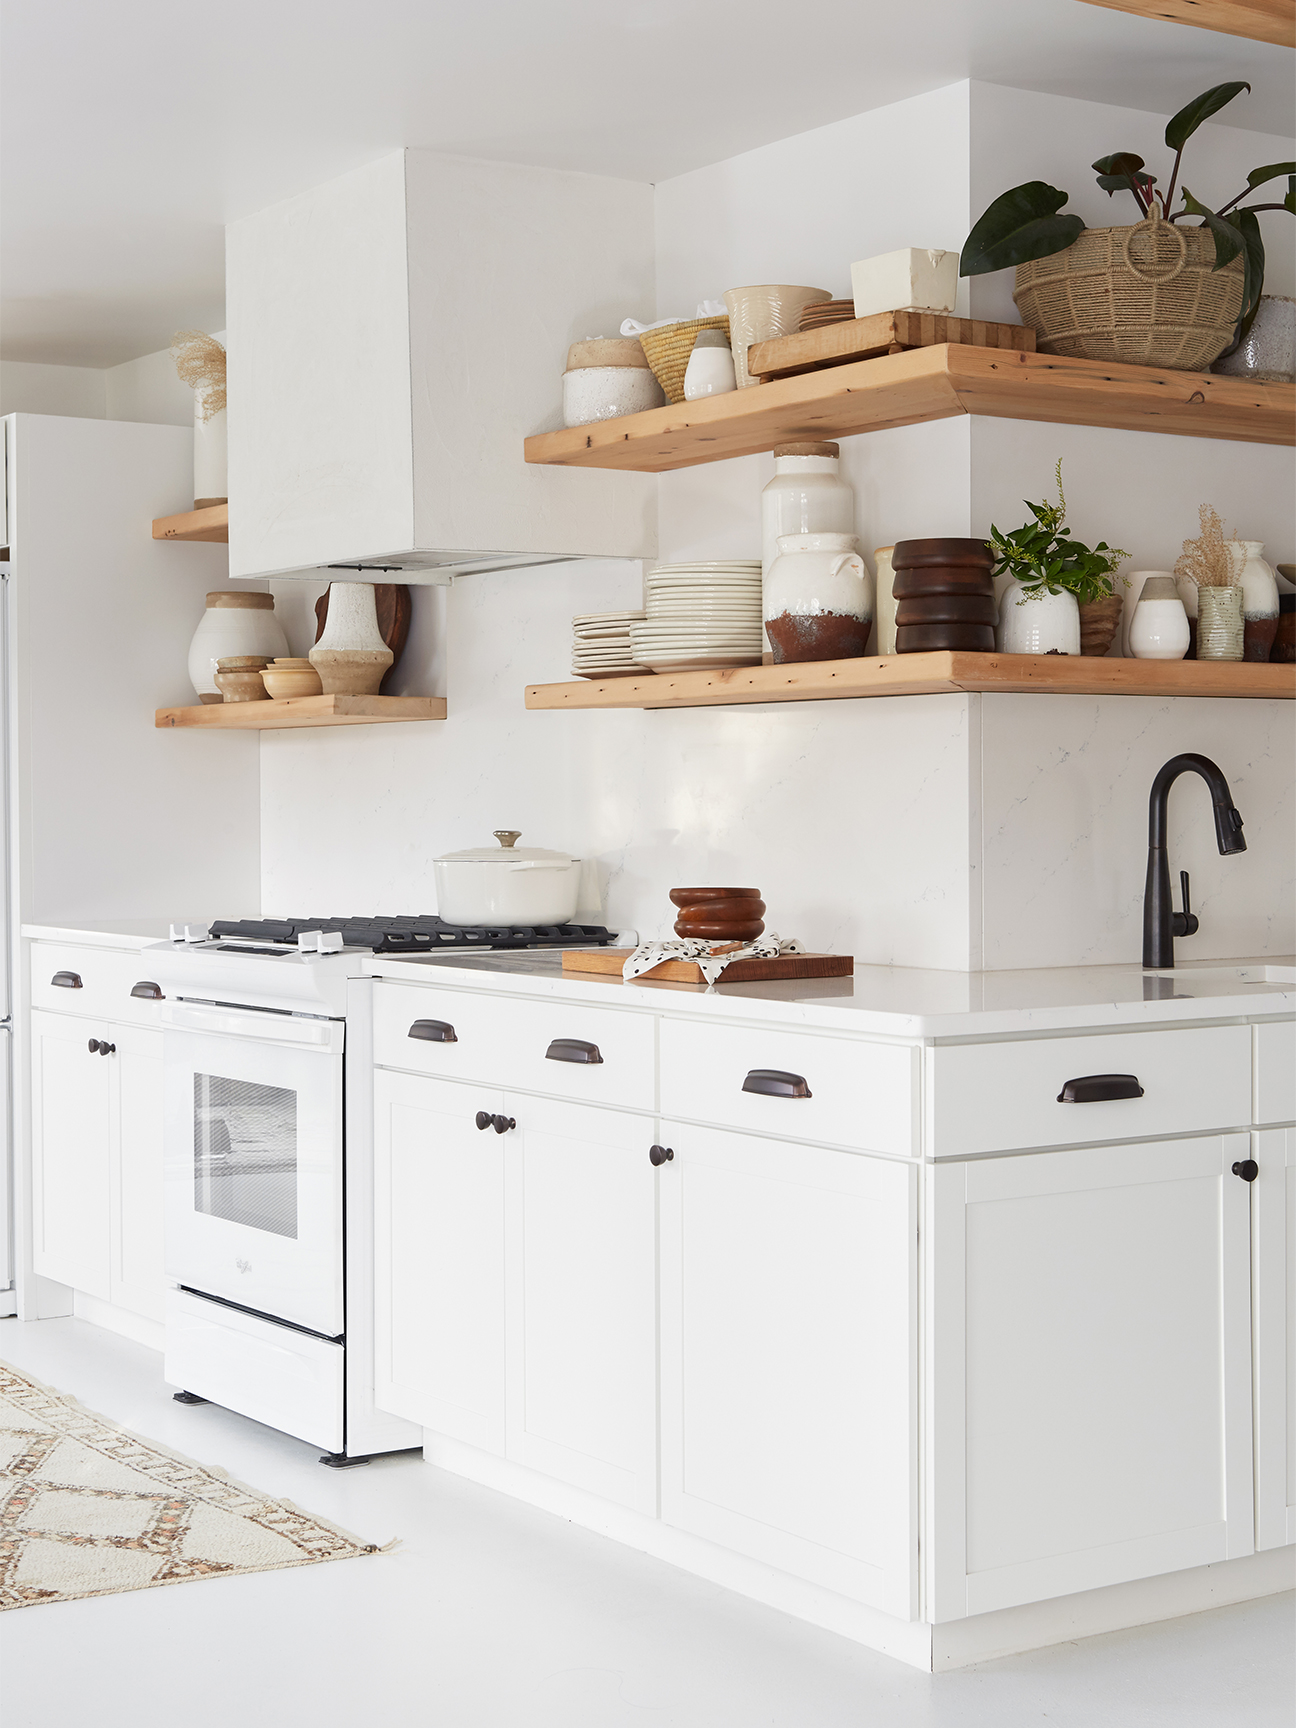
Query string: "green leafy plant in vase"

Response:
xmin=989 ymin=462 xmax=1130 ymax=657
xmin=960 ymin=82 xmax=1294 ymax=371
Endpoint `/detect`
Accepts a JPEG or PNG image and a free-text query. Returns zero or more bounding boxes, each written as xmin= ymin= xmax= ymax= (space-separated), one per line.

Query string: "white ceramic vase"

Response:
xmin=764 ymin=533 xmax=873 ymax=662
xmin=194 ymin=394 xmax=227 ymax=508
xmin=1122 ymin=570 xmax=1176 ymax=656
xmin=188 ymin=592 xmax=288 ymax=702
xmin=309 ymin=583 xmax=394 ymax=695
xmin=996 ymin=580 xmax=1081 ymax=655
xmin=1128 ymin=575 xmax=1190 ymax=659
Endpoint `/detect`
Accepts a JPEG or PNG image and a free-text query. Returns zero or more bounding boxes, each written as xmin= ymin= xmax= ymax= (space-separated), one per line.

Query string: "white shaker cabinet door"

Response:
xmin=927 ymin=1134 xmax=1256 ymax=1622
xmin=110 ymin=1023 xmax=166 ymax=1321
xmin=31 ymin=1009 xmax=112 ymax=1300
xmin=372 ymin=1069 xmax=506 ymax=1452
xmin=502 ymin=1095 xmax=658 ymax=1514
xmin=658 ymin=1121 xmax=918 ymax=1618
xmin=1254 ymin=1127 xmax=1296 ymax=1549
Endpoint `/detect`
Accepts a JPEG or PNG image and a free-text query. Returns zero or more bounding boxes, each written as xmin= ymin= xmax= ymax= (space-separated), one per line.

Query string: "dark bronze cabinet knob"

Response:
xmin=649 ymin=1144 xmax=674 ymax=1167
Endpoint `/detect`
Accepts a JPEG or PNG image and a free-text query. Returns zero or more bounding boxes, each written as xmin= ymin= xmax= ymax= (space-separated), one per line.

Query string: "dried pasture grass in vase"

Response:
xmin=171 ymin=329 xmax=226 ymax=420
xmin=1175 ymin=503 xmax=1239 ymax=589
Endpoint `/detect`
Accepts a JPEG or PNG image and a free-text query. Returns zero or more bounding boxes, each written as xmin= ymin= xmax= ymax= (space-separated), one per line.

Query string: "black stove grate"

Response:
xmin=207 ymin=916 xmax=618 ymax=953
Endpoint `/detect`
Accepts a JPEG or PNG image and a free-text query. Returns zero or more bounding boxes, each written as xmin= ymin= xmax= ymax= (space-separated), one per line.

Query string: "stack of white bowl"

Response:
xmin=629 ymin=562 xmax=764 ymax=672
xmin=571 ymin=610 xmax=649 ymax=678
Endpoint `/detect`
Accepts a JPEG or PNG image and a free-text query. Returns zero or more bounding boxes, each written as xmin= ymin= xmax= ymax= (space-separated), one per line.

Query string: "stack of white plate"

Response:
xmin=629 ymin=562 xmax=764 ymax=672
xmin=571 ymin=610 xmax=649 ymax=678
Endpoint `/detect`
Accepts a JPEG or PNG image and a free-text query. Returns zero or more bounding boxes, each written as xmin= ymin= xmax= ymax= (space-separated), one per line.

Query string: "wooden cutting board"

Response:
xmin=747 ymin=311 xmax=1035 ymax=383
xmin=563 ymin=948 xmax=853 ymax=984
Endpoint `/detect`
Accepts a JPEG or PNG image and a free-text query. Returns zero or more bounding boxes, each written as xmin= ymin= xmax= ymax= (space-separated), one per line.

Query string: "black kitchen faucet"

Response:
xmin=1143 ymin=753 xmax=1246 ymax=969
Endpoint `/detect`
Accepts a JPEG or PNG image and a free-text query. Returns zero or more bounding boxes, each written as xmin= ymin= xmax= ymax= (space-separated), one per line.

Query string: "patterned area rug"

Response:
xmin=0 ymin=1360 xmax=383 ymax=1609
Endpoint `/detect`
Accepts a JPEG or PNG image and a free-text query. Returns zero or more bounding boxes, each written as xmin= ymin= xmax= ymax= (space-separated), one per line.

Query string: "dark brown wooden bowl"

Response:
xmin=669 ymin=886 xmax=762 ymax=906
xmin=896 ymin=622 xmax=996 ymax=653
xmin=895 ymin=595 xmax=998 ymax=626
xmin=674 ymin=915 xmax=767 ymax=940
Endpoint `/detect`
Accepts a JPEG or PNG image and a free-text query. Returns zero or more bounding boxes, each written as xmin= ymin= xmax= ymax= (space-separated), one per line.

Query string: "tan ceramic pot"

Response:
xmin=214 ymin=669 xmax=269 ymax=702
xmin=262 ymin=664 xmax=324 ymax=699
xmin=1078 ymin=595 xmax=1124 ymax=657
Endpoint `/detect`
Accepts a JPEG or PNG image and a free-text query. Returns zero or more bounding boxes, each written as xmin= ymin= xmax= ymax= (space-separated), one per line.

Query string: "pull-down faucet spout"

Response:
xmin=1143 ymin=753 xmax=1246 ymax=970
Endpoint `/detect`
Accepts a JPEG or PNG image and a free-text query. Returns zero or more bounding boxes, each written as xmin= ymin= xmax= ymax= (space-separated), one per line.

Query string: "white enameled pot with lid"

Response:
xmin=433 ymin=830 xmax=583 ymax=927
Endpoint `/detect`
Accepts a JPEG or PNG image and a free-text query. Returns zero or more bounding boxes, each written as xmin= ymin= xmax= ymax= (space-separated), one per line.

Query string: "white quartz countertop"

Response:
xmin=365 ymin=949 xmax=1296 ymax=1039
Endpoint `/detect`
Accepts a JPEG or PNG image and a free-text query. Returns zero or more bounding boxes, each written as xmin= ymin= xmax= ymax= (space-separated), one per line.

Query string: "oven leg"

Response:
xmin=172 ymin=1390 xmax=209 ymax=1405
xmin=319 ymin=1452 xmax=372 ymax=1469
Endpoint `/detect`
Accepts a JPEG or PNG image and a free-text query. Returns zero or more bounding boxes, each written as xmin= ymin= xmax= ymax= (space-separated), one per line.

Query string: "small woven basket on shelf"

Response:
xmin=637 ymin=316 xmax=731 ymax=405
xmin=1013 ymin=214 xmax=1244 ymax=371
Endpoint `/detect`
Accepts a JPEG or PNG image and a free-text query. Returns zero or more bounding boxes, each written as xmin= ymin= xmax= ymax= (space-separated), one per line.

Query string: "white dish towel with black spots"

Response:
xmin=622 ymin=933 xmax=805 ymax=989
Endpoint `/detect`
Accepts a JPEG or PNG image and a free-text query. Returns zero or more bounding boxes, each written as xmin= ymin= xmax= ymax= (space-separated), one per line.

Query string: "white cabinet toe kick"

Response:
xmin=364 ymin=969 xmax=1296 ymax=1667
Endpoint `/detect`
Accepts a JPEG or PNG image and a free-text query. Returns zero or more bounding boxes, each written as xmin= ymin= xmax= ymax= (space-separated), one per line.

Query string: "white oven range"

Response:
xmin=148 ymin=927 xmax=420 ymax=1465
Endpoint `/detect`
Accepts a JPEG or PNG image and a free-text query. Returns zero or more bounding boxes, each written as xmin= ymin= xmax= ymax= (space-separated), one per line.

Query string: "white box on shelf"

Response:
xmin=851 ymin=248 xmax=958 ymax=321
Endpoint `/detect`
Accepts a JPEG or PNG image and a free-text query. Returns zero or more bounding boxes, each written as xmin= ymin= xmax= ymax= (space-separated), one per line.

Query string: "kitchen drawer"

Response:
xmin=30 ymin=941 xmax=164 ymax=1026
xmin=928 ymin=1023 xmax=1252 ymax=1158
xmin=373 ymin=980 xmax=655 ymax=1112
xmin=165 ymin=1287 xmax=344 ymax=1453
xmin=659 ymin=1017 xmax=915 ymax=1156
xmin=1254 ymin=1021 xmax=1296 ymax=1125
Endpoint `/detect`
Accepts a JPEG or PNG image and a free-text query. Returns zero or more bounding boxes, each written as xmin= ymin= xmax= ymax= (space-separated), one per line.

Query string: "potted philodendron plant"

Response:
xmin=990 ymin=463 xmax=1130 ymax=657
xmin=960 ymin=82 xmax=1294 ymax=371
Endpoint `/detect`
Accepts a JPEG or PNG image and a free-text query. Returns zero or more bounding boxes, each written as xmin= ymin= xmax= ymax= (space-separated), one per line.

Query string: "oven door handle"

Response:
xmin=161 ymin=1000 xmax=345 ymax=1052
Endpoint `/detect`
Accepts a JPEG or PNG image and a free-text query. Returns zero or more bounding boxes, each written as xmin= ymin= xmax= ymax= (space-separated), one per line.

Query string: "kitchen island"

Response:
xmin=360 ymin=945 xmax=1295 ymax=1669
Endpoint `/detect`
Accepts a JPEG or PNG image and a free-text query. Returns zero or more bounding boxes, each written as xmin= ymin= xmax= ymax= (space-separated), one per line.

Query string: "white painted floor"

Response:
xmin=1 ymin=1317 xmax=1291 ymax=1728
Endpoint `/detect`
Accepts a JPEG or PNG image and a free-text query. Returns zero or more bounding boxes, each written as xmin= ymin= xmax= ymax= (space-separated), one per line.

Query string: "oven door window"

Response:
xmin=194 ymin=1073 xmax=298 ymax=1240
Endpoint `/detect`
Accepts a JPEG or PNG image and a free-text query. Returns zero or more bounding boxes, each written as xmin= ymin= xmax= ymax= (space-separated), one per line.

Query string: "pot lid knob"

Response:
xmin=493 ymin=830 xmax=522 ymax=849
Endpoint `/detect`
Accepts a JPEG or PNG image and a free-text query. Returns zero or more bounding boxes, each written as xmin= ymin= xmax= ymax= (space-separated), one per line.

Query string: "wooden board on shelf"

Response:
xmin=1076 ymin=0 xmax=1294 ymax=48
xmin=526 ymin=653 xmax=1296 ymax=712
xmin=523 ymin=346 xmax=1294 ymax=473
xmin=748 ymin=312 xmax=1035 ymax=382
xmin=156 ymin=694 xmax=447 ymax=729
xmin=152 ymin=504 xmax=229 ymax=544
xmin=562 ymin=948 xmax=853 ymax=984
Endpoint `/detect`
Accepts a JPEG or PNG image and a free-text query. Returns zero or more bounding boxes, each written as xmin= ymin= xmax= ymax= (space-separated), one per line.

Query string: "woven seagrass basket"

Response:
xmin=637 ymin=316 xmax=731 ymax=404
xmin=1013 ymin=215 xmax=1244 ymax=371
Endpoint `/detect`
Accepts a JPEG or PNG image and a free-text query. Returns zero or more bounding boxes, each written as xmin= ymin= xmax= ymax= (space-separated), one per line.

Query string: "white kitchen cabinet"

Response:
xmin=372 ymin=1068 xmax=507 ymax=1452
xmin=658 ymin=1120 xmax=918 ymax=1618
xmin=504 ymin=1094 xmax=657 ymax=1514
xmin=1254 ymin=1126 xmax=1296 ymax=1550
xmin=31 ymin=1008 xmax=112 ymax=1299
xmin=373 ymin=1066 xmax=659 ymax=1509
xmin=31 ymin=1007 xmax=166 ymax=1320
xmin=927 ymin=1134 xmax=1256 ymax=1622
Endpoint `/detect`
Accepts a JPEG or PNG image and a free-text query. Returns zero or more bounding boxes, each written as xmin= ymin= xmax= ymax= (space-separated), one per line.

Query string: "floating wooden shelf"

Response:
xmin=152 ymin=504 xmax=229 ymax=544
xmin=524 ymin=346 xmax=1294 ymax=472
xmin=526 ymin=654 xmax=1295 ymax=712
xmin=156 ymin=694 xmax=447 ymax=729
xmin=1077 ymin=0 xmax=1295 ymax=49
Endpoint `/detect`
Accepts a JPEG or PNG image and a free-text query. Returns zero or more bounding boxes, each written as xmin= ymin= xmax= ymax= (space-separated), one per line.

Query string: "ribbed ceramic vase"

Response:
xmin=309 ymin=583 xmax=394 ymax=694
xmin=1196 ymin=586 xmax=1245 ymax=662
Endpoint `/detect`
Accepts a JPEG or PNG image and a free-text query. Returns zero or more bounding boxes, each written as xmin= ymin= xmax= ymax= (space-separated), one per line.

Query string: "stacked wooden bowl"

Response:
xmin=892 ymin=538 xmax=996 ymax=652
xmin=670 ymin=887 xmax=766 ymax=941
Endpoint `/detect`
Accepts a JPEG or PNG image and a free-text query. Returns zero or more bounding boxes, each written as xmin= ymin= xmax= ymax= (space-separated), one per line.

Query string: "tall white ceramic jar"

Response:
xmin=761 ymin=443 xmax=856 ymax=656
xmin=996 ymin=580 xmax=1081 ymax=655
xmin=1230 ymin=539 xmax=1280 ymax=660
xmin=873 ymin=546 xmax=897 ymax=655
xmin=188 ymin=592 xmax=289 ymax=702
xmin=194 ymin=393 xmax=227 ymax=507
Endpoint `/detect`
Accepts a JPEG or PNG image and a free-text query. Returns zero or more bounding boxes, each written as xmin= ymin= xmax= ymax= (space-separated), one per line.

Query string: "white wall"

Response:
xmin=255 ymin=84 xmax=1295 ymax=973
xmin=0 ymin=361 xmax=105 ymax=419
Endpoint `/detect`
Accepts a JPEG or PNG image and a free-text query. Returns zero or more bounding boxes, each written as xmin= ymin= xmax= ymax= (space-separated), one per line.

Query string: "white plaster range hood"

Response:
xmin=226 ymin=149 xmax=658 ymax=582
